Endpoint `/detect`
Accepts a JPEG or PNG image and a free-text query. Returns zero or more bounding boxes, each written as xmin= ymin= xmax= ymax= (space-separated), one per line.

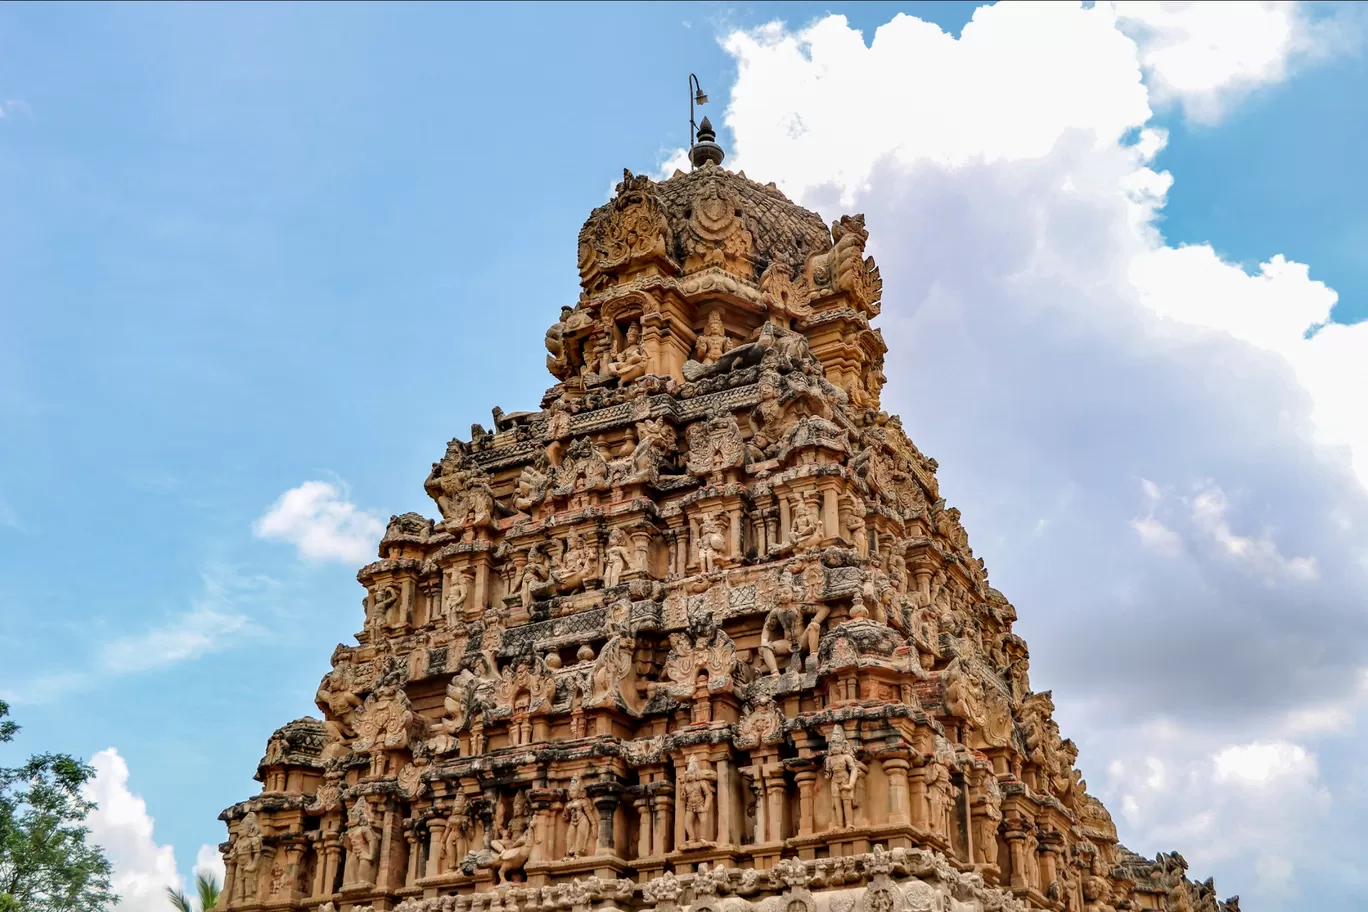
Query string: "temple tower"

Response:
xmin=219 ymin=128 xmax=1237 ymax=912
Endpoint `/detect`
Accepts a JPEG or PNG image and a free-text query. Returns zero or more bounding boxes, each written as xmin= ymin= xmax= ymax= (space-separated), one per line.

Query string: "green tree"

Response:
xmin=166 ymin=872 xmax=221 ymax=911
xmin=0 ymin=700 xmax=115 ymax=911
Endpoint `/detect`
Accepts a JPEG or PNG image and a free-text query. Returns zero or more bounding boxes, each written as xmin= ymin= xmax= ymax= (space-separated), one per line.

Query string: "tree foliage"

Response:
xmin=166 ymin=872 xmax=220 ymax=911
xmin=0 ymin=700 xmax=115 ymax=911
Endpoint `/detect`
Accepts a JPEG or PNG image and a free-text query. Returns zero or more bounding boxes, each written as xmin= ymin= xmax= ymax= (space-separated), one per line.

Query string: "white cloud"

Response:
xmin=1112 ymin=0 xmax=1339 ymax=122
xmin=84 ymin=749 xmax=183 ymax=912
xmin=1188 ymin=484 xmax=1319 ymax=581
xmin=253 ymin=480 xmax=384 ymax=563
xmin=712 ymin=2 xmax=1366 ymax=906
xmin=193 ymin=842 xmax=226 ymax=888
xmin=100 ymin=604 xmax=252 ymax=675
xmin=1213 ymin=740 xmax=1317 ymax=784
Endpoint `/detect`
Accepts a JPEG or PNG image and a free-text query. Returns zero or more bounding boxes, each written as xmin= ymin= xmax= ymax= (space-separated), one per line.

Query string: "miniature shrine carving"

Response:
xmin=217 ymin=128 xmax=1236 ymax=912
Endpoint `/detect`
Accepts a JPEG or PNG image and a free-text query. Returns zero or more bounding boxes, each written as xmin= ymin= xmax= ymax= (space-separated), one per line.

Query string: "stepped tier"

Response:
xmin=218 ymin=149 xmax=1236 ymax=912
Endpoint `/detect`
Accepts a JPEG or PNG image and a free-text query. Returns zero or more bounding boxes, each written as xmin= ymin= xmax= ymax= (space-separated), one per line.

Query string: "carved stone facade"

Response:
xmin=218 ymin=132 xmax=1236 ymax=912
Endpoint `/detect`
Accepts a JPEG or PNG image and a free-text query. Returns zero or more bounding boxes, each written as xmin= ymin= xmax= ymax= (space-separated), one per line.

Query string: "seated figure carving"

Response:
xmin=607 ymin=321 xmax=648 ymax=383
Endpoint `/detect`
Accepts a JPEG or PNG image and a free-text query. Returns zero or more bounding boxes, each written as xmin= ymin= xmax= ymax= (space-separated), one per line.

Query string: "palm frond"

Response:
xmin=196 ymin=872 xmax=222 ymax=910
xmin=166 ymin=886 xmax=194 ymax=912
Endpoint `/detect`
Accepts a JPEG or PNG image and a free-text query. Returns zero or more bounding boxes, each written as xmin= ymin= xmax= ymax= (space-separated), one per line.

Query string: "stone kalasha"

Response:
xmin=218 ymin=128 xmax=1237 ymax=912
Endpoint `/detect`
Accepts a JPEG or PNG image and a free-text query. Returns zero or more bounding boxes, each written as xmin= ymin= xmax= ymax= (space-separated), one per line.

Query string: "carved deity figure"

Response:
xmin=680 ymin=755 xmax=718 ymax=845
xmin=490 ymin=820 xmax=534 ymax=885
xmin=607 ymin=321 xmax=648 ymax=383
xmin=925 ymin=740 xmax=958 ymax=841
xmin=974 ymin=771 xmax=1003 ymax=867
xmin=518 ymin=544 xmax=553 ymax=607
xmin=315 ymin=667 xmax=361 ymax=759
xmin=427 ymin=670 xmax=473 ymax=756
xmin=368 ymin=584 xmax=400 ymax=630
xmin=563 ymin=777 xmax=599 ymax=857
xmin=603 ymin=528 xmax=633 ymax=588
xmin=444 ymin=567 xmax=472 ymax=621
xmin=823 ymin=725 xmax=863 ymax=829
xmin=344 ymin=800 xmax=380 ymax=887
xmin=514 ymin=460 xmax=550 ymax=514
xmin=232 ymin=812 xmax=264 ymax=903
xmin=748 ymin=373 xmax=788 ymax=462
xmin=759 ymin=565 xmax=804 ymax=675
xmin=442 ymin=791 xmax=473 ymax=873
xmin=696 ymin=512 xmax=726 ymax=573
xmin=694 ymin=310 xmax=729 ymax=365
xmin=789 ymin=491 xmax=822 ymax=548
xmin=844 ymin=491 xmax=868 ymax=554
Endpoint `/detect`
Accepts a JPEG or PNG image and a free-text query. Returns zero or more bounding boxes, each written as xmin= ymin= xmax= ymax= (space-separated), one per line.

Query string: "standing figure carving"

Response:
xmin=680 ymin=755 xmax=718 ymax=846
xmin=442 ymin=791 xmax=473 ymax=873
xmin=697 ymin=512 xmax=726 ymax=574
xmin=232 ymin=811 xmax=264 ymax=904
xmin=603 ymin=528 xmax=633 ymax=588
xmin=344 ymin=800 xmax=380 ymax=887
xmin=823 ymin=725 xmax=864 ymax=830
xmin=563 ymin=777 xmax=599 ymax=857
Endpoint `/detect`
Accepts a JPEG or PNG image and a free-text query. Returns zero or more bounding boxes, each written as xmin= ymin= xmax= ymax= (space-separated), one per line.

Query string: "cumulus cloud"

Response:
xmin=712 ymin=2 xmax=1366 ymax=906
xmin=253 ymin=480 xmax=384 ymax=563
xmin=84 ymin=749 xmax=183 ymax=912
xmin=1112 ymin=0 xmax=1340 ymax=121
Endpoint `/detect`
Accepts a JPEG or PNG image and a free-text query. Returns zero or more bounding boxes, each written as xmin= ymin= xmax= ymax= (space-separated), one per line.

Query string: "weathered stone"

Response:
xmin=218 ymin=131 xmax=1236 ymax=912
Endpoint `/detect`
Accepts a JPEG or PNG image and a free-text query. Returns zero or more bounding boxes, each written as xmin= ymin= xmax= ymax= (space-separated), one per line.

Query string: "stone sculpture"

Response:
xmin=218 ymin=128 xmax=1234 ymax=912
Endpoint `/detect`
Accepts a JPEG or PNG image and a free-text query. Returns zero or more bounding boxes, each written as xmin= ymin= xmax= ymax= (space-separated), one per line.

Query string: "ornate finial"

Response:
xmin=690 ymin=116 xmax=725 ymax=169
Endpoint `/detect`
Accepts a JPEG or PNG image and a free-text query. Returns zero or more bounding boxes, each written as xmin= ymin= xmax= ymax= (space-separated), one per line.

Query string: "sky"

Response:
xmin=1 ymin=1 xmax=1367 ymax=909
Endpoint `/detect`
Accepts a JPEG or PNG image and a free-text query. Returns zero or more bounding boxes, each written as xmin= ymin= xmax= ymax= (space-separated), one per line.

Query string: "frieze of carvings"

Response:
xmin=578 ymin=170 xmax=675 ymax=289
xmin=657 ymin=608 xmax=738 ymax=698
xmin=686 ymin=411 xmax=747 ymax=479
xmin=491 ymin=654 xmax=556 ymax=719
xmin=804 ymin=214 xmax=883 ymax=315
xmin=424 ymin=439 xmax=502 ymax=531
xmin=682 ymin=168 xmax=755 ymax=275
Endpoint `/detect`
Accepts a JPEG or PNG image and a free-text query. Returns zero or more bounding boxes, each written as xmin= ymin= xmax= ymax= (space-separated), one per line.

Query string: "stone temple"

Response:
xmin=218 ymin=119 xmax=1238 ymax=912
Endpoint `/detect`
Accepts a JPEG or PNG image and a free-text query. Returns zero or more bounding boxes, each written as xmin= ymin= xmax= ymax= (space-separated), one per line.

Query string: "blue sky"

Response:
xmin=3 ymin=3 xmax=1367 ymax=910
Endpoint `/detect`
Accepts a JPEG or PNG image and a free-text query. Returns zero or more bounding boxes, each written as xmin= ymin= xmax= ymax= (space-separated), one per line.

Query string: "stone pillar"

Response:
xmin=879 ymin=750 xmax=912 ymax=825
xmin=223 ymin=857 xmax=238 ymax=908
xmin=320 ymin=831 xmax=341 ymax=898
xmin=377 ymin=804 xmax=399 ymax=891
xmin=589 ymin=781 xmax=622 ymax=856
xmin=630 ymin=529 xmax=653 ymax=579
xmin=635 ymin=795 xmax=654 ymax=858
xmin=763 ymin=765 xmax=787 ymax=843
xmin=1004 ymin=822 xmax=1030 ymax=891
xmin=425 ymin=817 xmax=447 ymax=879
xmin=821 ymin=486 xmax=840 ymax=540
xmin=654 ymin=792 xmax=674 ymax=856
xmin=909 ymin=763 xmax=929 ymax=831
xmin=1038 ymin=830 xmax=1064 ymax=895
xmin=792 ymin=764 xmax=818 ymax=837
xmin=715 ymin=754 xmax=735 ymax=846
xmin=284 ymin=843 xmax=306 ymax=900
xmin=778 ymin=493 xmax=792 ymax=543
xmin=529 ymin=790 xmax=559 ymax=864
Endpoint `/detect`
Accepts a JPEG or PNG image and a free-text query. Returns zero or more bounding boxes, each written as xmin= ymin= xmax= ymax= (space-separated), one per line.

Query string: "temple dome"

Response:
xmin=577 ymin=161 xmax=835 ymax=291
xmin=654 ymin=162 xmax=833 ymax=274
